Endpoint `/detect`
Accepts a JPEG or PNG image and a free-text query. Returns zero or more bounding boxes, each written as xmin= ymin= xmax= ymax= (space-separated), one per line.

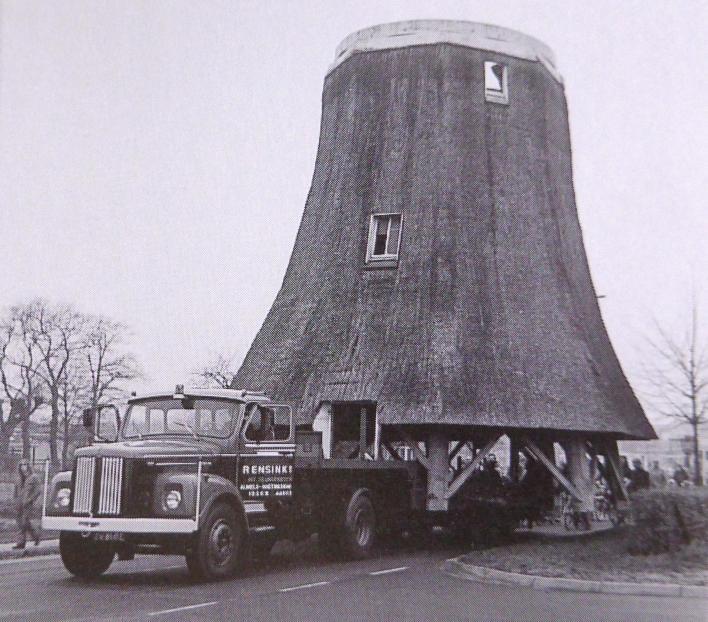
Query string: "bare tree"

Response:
xmin=16 ymin=300 xmax=86 ymax=467
xmin=0 ymin=315 xmax=44 ymax=459
xmin=192 ymin=352 xmax=241 ymax=389
xmin=0 ymin=301 xmax=142 ymax=467
xmin=55 ymin=315 xmax=141 ymax=467
xmin=58 ymin=362 xmax=88 ymax=469
xmin=644 ymin=301 xmax=707 ymax=485
xmin=83 ymin=315 xmax=141 ymax=409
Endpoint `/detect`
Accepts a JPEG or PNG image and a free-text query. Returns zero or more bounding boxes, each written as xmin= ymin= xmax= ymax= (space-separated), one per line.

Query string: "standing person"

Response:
xmin=649 ymin=461 xmax=667 ymax=488
xmin=673 ymin=463 xmax=689 ymax=487
xmin=13 ymin=459 xmax=41 ymax=550
xmin=628 ymin=459 xmax=650 ymax=492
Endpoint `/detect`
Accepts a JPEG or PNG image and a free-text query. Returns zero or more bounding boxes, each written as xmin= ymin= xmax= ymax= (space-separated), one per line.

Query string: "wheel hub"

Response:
xmin=209 ymin=520 xmax=234 ymax=567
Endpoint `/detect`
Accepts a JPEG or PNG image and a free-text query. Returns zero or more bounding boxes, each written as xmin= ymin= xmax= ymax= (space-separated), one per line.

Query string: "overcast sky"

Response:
xmin=1 ymin=1 xmax=705 ymax=429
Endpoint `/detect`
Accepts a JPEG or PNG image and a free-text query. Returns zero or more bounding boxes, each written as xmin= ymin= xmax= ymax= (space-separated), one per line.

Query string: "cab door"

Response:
xmin=237 ymin=403 xmax=295 ymax=502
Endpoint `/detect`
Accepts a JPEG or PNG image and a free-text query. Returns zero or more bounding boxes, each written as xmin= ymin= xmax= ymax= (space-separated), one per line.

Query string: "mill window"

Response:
xmin=366 ymin=213 xmax=402 ymax=262
xmin=484 ymin=61 xmax=508 ymax=104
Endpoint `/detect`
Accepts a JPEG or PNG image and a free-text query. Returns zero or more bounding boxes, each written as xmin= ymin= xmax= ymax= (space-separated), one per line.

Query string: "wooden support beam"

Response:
xmin=445 ymin=433 xmax=501 ymax=499
xmin=382 ymin=441 xmax=403 ymax=461
xmin=396 ymin=428 xmax=432 ymax=471
xmin=427 ymin=431 xmax=450 ymax=511
xmin=510 ymin=437 xmax=520 ymax=483
xmin=522 ymin=438 xmax=583 ymax=502
xmin=359 ymin=407 xmax=367 ymax=460
xmin=449 ymin=441 xmax=465 ymax=465
xmin=373 ymin=415 xmax=381 ymax=460
xmin=599 ymin=439 xmax=629 ymax=503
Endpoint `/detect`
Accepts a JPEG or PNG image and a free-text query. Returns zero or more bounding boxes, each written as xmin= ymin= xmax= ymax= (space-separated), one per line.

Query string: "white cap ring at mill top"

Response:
xmin=329 ymin=20 xmax=562 ymax=82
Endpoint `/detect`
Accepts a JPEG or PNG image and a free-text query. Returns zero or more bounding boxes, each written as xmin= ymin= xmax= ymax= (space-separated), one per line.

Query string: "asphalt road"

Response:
xmin=0 ymin=538 xmax=703 ymax=622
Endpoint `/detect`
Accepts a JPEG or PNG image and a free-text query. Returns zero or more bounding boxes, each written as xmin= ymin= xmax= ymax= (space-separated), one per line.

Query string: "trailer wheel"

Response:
xmin=59 ymin=532 xmax=114 ymax=579
xmin=186 ymin=502 xmax=244 ymax=581
xmin=342 ymin=493 xmax=376 ymax=559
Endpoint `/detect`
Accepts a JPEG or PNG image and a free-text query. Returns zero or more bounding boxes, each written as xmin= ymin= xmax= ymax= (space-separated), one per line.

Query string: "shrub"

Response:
xmin=628 ymin=487 xmax=708 ymax=555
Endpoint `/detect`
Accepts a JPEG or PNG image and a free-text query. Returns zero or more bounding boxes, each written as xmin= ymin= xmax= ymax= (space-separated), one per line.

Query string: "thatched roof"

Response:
xmin=233 ymin=26 xmax=656 ymax=441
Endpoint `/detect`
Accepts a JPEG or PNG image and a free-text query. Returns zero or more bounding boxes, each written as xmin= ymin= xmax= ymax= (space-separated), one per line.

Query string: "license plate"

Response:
xmin=94 ymin=532 xmax=124 ymax=542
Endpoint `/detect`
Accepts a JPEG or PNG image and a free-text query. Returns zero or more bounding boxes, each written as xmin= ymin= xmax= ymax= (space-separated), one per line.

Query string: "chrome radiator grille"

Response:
xmin=97 ymin=457 xmax=123 ymax=515
xmin=72 ymin=456 xmax=124 ymax=515
xmin=72 ymin=457 xmax=96 ymax=514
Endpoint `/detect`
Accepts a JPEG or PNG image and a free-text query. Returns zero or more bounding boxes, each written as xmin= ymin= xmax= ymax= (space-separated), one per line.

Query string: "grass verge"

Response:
xmin=460 ymin=526 xmax=708 ymax=586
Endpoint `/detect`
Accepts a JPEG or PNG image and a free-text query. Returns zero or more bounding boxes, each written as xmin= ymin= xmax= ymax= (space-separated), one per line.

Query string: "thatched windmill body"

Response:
xmin=234 ymin=21 xmax=656 ymax=512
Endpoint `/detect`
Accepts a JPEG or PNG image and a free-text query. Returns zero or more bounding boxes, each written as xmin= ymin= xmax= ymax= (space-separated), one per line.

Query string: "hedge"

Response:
xmin=628 ymin=487 xmax=708 ymax=555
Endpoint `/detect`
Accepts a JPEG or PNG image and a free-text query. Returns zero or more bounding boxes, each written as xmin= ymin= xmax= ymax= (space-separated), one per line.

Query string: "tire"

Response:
xmin=186 ymin=502 xmax=245 ymax=581
xmin=59 ymin=532 xmax=114 ymax=579
xmin=341 ymin=493 xmax=375 ymax=560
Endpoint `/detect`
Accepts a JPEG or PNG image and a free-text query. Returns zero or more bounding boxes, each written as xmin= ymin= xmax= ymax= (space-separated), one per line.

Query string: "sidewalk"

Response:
xmin=0 ymin=538 xmax=59 ymax=561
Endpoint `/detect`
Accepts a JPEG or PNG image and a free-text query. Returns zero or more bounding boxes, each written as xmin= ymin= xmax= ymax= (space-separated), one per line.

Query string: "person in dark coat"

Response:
xmin=628 ymin=458 xmax=650 ymax=492
xmin=673 ymin=464 xmax=689 ymax=486
xmin=13 ymin=459 xmax=41 ymax=550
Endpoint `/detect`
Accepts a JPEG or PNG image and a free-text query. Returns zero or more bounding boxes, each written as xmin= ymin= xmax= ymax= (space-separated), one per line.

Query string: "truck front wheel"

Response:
xmin=186 ymin=502 xmax=244 ymax=581
xmin=342 ymin=493 xmax=376 ymax=559
xmin=59 ymin=532 xmax=114 ymax=579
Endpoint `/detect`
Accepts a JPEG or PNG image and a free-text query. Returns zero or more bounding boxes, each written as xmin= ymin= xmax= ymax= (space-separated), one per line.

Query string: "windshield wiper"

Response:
xmin=175 ymin=421 xmax=199 ymax=440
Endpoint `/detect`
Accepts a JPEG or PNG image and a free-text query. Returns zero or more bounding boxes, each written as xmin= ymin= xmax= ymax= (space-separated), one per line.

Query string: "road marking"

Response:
xmin=369 ymin=566 xmax=409 ymax=576
xmin=148 ymin=601 xmax=218 ymax=616
xmin=279 ymin=580 xmax=330 ymax=592
xmin=0 ymin=554 xmax=60 ymax=566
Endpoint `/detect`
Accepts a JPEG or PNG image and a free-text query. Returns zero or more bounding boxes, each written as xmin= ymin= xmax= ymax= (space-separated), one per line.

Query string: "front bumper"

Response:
xmin=42 ymin=515 xmax=198 ymax=534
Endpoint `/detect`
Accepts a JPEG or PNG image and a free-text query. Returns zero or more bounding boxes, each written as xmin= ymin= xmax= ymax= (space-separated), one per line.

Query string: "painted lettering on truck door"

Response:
xmin=239 ymin=403 xmax=294 ymax=500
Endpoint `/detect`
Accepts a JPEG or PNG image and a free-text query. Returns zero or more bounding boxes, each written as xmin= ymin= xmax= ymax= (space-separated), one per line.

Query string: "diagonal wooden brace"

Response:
xmin=395 ymin=428 xmax=432 ymax=472
xmin=449 ymin=441 xmax=466 ymax=465
xmin=445 ymin=433 xmax=501 ymax=499
xmin=522 ymin=438 xmax=583 ymax=502
xmin=382 ymin=441 xmax=403 ymax=461
xmin=598 ymin=440 xmax=629 ymax=503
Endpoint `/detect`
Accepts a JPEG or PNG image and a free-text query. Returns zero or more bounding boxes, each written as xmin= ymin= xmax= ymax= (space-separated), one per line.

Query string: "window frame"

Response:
xmin=484 ymin=61 xmax=509 ymax=105
xmin=241 ymin=402 xmax=293 ymax=443
xmin=366 ymin=212 xmax=403 ymax=263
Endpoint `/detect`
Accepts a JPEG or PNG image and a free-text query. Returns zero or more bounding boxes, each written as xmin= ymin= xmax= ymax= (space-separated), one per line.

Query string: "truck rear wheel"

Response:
xmin=186 ymin=502 xmax=244 ymax=581
xmin=342 ymin=493 xmax=376 ymax=559
xmin=59 ymin=532 xmax=114 ymax=579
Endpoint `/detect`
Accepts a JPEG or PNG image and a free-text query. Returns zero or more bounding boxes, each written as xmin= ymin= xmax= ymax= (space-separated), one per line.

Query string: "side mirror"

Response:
xmin=95 ymin=405 xmax=121 ymax=443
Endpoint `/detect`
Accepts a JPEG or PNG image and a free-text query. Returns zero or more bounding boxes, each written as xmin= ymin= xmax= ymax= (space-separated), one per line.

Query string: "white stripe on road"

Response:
xmin=279 ymin=580 xmax=330 ymax=592
xmin=369 ymin=566 xmax=409 ymax=576
xmin=149 ymin=601 xmax=218 ymax=616
xmin=0 ymin=554 xmax=60 ymax=566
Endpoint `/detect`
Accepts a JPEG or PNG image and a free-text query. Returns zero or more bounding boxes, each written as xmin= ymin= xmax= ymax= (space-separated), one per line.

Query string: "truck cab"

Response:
xmin=42 ymin=387 xmax=296 ymax=580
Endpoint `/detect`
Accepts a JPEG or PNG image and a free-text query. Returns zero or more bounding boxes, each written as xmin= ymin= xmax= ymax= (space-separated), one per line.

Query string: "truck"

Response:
xmin=42 ymin=386 xmax=518 ymax=580
xmin=42 ymin=386 xmax=422 ymax=580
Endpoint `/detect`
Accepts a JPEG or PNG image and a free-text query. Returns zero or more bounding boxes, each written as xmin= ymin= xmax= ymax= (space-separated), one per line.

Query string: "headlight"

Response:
xmin=163 ymin=489 xmax=182 ymax=510
xmin=54 ymin=487 xmax=71 ymax=509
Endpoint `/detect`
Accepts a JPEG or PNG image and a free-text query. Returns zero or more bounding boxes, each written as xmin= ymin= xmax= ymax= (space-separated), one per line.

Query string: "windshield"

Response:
xmin=122 ymin=398 xmax=242 ymax=439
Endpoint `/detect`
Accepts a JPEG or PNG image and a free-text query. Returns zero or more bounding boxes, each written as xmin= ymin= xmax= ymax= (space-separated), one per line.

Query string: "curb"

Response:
xmin=0 ymin=540 xmax=59 ymax=562
xmin=442 ymin=558 xmax=708 ymax=599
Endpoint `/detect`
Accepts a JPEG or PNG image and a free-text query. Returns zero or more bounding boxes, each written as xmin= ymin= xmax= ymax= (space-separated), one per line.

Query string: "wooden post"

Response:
xmin=359 ymin=407 xmax=367 ymax=460
xmin=427 ymin=431 xmax=449 ymax=511
xmin=510 ymin=437 xmax=520 ymax=483
xmin=563 ymin=438 xmax=594 ymax=513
